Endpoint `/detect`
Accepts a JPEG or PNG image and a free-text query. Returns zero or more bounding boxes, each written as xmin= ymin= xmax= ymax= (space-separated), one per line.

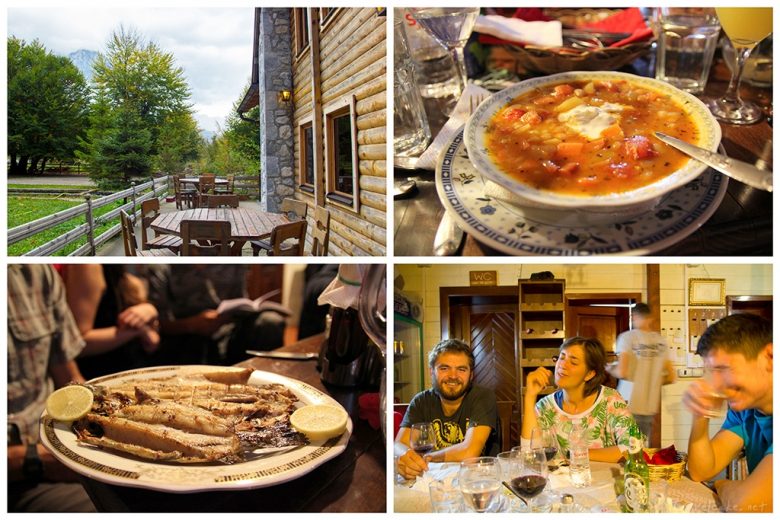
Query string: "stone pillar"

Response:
xmin=257 ymin=8 xmax=294 ymax=212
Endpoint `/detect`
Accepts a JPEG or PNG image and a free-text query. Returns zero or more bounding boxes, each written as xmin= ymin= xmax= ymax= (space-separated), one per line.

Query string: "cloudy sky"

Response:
xmin=7 ymin=6 xmax=255 ymax=133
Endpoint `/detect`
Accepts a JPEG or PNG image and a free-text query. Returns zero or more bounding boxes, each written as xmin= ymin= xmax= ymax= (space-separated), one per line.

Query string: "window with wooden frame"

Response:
xmin=324 ymin=97 xmax=358 ymax=210
xmin=319 ymin=8 xmax=338 ymax=28
xmin=298 ymin=118 xmax=315 ymax=193
xmin=293 ymin=8 xmax=310 ymax=57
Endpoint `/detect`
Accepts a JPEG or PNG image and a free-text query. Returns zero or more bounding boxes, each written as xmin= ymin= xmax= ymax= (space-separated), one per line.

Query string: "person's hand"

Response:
xmin=139 ymin=327 xmax=161 ymax=354
xmin=193 ymin=309 xmax=228 ymax=336
xmin=39 ymin=444 xmax=82 ymax=482
xmin=526 ymin=367 xmax=552 ymax=398
xmin=682 ymin=379 xmax=723 ymax=418
xmin=117 ymin=303 xmax=158 ymax=330
xmin=396 ymin=448 xmax=429 ymax=480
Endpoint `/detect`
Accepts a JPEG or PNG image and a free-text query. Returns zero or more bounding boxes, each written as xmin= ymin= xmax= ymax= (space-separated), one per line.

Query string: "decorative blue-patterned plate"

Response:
xmin=436 ymin=127 xmax=727 ymax=256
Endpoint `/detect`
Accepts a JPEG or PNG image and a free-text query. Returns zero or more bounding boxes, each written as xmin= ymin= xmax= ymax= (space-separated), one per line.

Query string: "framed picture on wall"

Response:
xmin=688 ymin=278 xmax=726 ymax=306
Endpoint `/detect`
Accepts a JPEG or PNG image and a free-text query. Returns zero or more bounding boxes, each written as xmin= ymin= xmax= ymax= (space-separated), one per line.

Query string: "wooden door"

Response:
xmin=565 ymin=293 xmax=639 ymax=389
xmin=442 ymin=288 xmax=520 ymax=446
xmin=566 ymin=305 xmax=628 ymax=354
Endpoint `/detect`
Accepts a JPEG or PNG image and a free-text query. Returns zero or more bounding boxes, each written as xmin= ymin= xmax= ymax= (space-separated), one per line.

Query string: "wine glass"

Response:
xmin=409 ymin=422 xmax=436 ymax=457
xmin=507 ymin=449 xmax=549 ymax=511
xmin=458 ymin=456 xmax=502 ymax=513
xmin=409 ymin=8 xmax=480 ymax=92
xmin=531 ymin=427 xmax=561 ymax=471
xmin=706 ymin=8 xmax=772 ymax=124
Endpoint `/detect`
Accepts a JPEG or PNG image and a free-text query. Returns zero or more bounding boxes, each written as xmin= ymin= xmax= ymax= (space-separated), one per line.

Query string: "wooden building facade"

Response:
xmin=240 ymin=8 xmax=387 ymax=256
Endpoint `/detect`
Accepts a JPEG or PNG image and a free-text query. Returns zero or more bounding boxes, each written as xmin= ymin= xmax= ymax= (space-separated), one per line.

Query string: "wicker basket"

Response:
xmin=645 ymin=449 xmax=687 ymax=482
xmin=500 ymin=8 xmax=653 ymax=75
xmin=502 ymin=41 xmax=652 ymax=75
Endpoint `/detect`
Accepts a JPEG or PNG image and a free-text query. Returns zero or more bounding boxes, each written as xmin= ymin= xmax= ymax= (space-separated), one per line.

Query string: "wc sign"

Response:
xmin=469 ymin=271 xmax=497 ymax=286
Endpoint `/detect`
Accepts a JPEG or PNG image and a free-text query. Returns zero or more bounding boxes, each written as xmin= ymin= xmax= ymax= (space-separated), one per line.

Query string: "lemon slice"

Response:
xmin=290 ymin=404 xmax=348 ymax=441
xmin=46 ymin=385 xmax=94 ymax=422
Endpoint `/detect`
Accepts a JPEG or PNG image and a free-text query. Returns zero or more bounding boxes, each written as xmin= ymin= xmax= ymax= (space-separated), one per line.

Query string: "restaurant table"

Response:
xmin=394 ymin=460 xmax=719 ymax=513
xmin=150 ymin=207 xmax=289 ymax=255
xmin=394 ymin=54 xmax=772 ymax=256
xmin=179 ymin=177 xmax=229 ymax=188
xmin=78 ymin=334 xmax=387 ymax=512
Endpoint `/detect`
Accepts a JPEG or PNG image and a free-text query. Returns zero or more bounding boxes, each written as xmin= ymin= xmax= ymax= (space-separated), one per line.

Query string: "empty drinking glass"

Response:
xmin=408 ymin=8 xmax=480 ymax=92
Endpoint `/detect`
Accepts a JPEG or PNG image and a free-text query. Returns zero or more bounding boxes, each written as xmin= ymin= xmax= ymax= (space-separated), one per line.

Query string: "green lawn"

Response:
xmin=8 ymin=196 xmax=127 ymax=256
xmin=8 ymin=184 xmax=94 ymax=190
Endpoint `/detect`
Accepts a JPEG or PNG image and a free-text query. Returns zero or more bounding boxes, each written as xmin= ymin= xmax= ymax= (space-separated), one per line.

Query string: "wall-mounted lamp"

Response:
xmin=277 ymin=90 xmax=292 ymax=105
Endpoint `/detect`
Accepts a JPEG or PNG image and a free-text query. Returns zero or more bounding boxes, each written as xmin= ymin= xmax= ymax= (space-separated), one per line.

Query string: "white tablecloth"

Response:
xmin=394 ymin=461 xmax=719 ymax=513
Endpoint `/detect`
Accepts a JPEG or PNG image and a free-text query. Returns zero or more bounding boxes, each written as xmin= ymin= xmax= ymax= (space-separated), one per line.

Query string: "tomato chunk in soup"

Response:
xmin=484 ymin=79 xmax=698 ymax=196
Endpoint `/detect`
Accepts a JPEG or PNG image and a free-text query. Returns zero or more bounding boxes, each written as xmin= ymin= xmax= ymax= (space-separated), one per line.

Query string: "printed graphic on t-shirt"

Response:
xmin=432 ymin=418 xmax=464 ymax=449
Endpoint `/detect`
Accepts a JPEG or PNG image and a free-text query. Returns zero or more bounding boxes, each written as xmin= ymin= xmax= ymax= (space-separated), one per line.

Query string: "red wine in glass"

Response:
xmin=510 ymin=474 xmax=548 ymax=499
xmin=543 ymin=447 xmax=558 ymax=462
xmin=413 ymin=443 xmax=435 ymax=456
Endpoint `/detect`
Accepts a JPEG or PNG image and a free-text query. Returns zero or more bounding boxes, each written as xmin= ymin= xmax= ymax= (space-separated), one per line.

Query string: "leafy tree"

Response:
xmin=7 ymin=37 xmax=90 ymax=175
xmin=154 ymin=111 xmax=203 ymax=173
xmin=89 ymin=106 xmax=153 ymax=187
xmin=197 ymin=86 xmax=261 ymax=175
xmin=81 ymin=26 xmax=196 ymax=184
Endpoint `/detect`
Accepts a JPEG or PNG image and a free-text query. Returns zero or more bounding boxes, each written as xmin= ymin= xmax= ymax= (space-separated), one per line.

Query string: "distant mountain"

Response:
xmin=68 ymin=49 xmax=98 ymax=82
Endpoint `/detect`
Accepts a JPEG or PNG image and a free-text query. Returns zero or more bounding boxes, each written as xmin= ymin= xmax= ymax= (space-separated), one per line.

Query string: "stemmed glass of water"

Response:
xmin=408 ymin=8 xmax=480 ymax=91
xmin=458 ymin=456 xmax=502 ymax=512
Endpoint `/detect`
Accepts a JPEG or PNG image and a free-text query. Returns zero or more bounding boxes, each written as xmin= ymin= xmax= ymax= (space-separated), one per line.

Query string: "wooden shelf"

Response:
xmin=520 ymin=303 xmax=564 ymax=312
xmin=520 ymin=278 xmax=565 ymax=406
xmin=521 ymin=359 xmax=556 ymax=368
xmin=521 ymin=331 xmax=564 ymax=340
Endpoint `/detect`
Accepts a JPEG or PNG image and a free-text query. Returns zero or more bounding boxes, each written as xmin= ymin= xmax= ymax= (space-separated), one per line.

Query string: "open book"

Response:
xmin=216 ymin=289 xmax=291 ymax=319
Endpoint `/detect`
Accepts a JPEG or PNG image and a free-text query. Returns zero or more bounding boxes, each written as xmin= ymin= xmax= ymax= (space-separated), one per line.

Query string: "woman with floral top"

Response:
xmin=521 ymin=336 xmax=637 ymax=463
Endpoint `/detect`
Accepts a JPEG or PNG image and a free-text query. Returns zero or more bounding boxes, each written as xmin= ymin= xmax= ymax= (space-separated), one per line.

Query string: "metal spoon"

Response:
xmin=502 ymin=481 xmax=529 ymax=506
xmin=654 ymin=132 xmax=773 ymax=192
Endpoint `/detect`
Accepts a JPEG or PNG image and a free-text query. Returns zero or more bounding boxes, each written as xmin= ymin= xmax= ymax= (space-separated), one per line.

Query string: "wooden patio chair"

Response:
xmin=120 ymin=210 xmax=175 ymax=257
xmin=180 ymin=219 xmax=232 ymax=256
xmin=140 ymin=199 xmax=182 ymax=254
xmin=251 ymin=220 xmax=307 ymax=256
xmin=206 ymin=194 xmax=240 ymax=208
xmin=310 ymin=206 xmax=330 ymax=256
xmin=173 ymin=175 xmax=196 ymax=209
xmin=215 ymin=174 xmax=235 ymax=194
xmin=196 ymin=175 xmax=216 ymax=208
xmin=249 ymin=198 xmax=308 ymax=256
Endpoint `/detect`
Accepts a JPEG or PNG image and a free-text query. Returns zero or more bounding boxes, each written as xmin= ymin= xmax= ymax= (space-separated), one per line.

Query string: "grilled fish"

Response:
xmin=74 ymin=414 xmax=242 ymax=464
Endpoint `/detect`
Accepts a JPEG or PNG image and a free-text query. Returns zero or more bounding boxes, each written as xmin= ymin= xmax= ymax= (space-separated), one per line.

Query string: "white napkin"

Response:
xmin=475 ymin=15 xmax=563 ymax=47
xmin=416 ymin=83 xmax=491 ymax=171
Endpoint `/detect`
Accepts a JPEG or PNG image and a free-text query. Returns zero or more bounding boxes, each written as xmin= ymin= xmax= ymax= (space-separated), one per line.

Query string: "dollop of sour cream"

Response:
xmin=558 ymin=102 xmax=625 ymax=140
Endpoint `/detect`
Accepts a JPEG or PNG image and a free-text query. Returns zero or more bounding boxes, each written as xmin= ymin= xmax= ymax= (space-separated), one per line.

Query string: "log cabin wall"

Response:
xmin=291 ymin=8 xmax=387 ymax=256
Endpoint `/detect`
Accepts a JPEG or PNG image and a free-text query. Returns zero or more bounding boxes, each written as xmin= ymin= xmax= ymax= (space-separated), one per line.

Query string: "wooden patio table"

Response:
xmin=150 ymin=207 xmax=289 ymax=255
xmin=179 ymin=177 xmax=229 ymax=188
xmin=79 ymin=333 xmax=387 ymax=512
xmin=394 ymin=54 xmax=772 ymax=256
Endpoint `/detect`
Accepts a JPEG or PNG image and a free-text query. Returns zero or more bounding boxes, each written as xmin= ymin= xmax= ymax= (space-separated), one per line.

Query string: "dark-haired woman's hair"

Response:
xmin=560 ymin=336 xmax=607 ymax=398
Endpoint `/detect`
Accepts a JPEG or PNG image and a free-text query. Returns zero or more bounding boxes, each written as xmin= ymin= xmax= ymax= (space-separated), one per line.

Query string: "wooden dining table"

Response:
xmin=179 ymin=177 xmax=229 ymax=188
xmin=78 ymin=334 xmax=387 ymax=512
xmin=394 ymin=53 xmax=773 ymax=256
xmin=150 ymin=207 xmax=289 ymax=255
